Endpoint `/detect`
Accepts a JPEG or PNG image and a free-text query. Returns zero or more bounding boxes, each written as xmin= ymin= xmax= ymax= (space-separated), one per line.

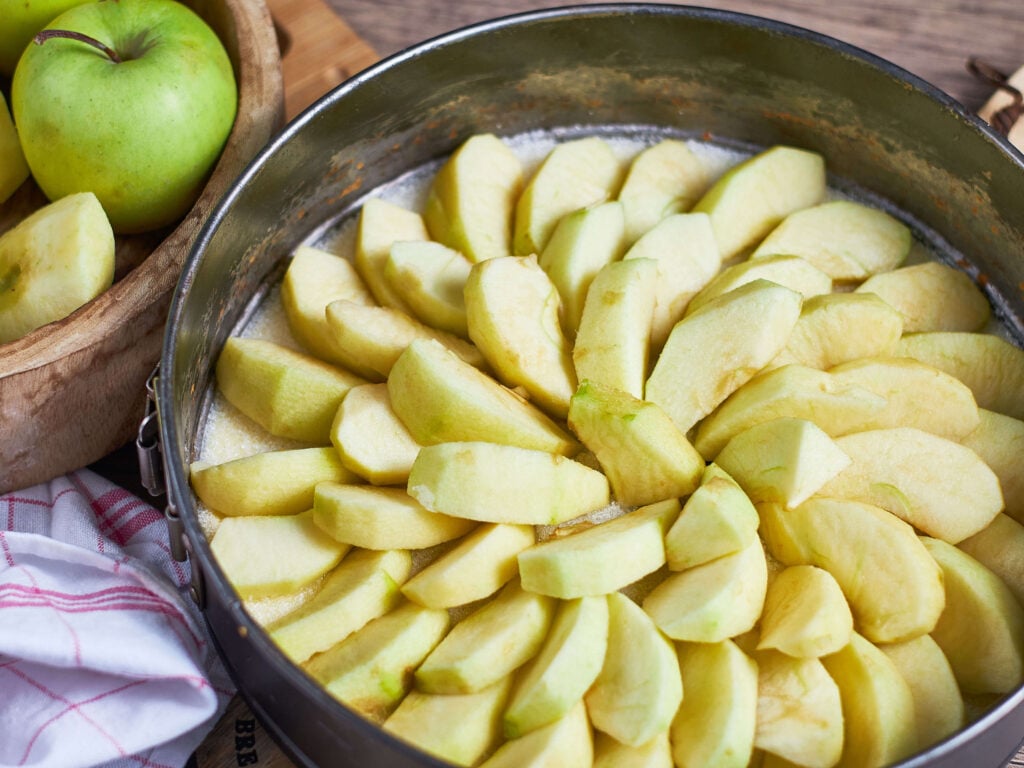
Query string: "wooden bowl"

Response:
xmin=0 ymin=0 xmax=284 ymax=494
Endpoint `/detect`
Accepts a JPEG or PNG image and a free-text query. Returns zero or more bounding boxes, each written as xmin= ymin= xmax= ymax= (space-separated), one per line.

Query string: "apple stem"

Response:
xmin=33 ymin=29 xmax=123 ymax=64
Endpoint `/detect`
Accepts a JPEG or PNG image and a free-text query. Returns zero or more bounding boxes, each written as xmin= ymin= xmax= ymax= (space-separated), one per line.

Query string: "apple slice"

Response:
xmin=384 ymin=679 xmax=511 ymax=767
xmin=922 ymin=536 xmax=1024 ymax=694
xmin=751 ymin=199 xmax=911 ymax=281
xmin=714 ymin=417 xmax=852 ymax=509
xmin=828 ymin=356 xmax=980 ymax=440
xmin=325 ymin=299 xmax=485 ymax=381
xmin=353 ymin=197 xmax=429 ymax=312
xmin=567 ymin=380 xmax=703 ymax=507
xmin=685 ymin=254 xmax=832 ymax=317
xmin=481 ymin=701 xmax=593 ymax=768
xmin=879 ymin=634 xmax=965 ymax=749
xmin=958 ymin=513 xmax=1024 ymax=608
xmin=693 ymin=364 xmax=886 ymax=459
xmin=645 ymin=279 xmax=803 ymax=434
xmin=384 ymin=240 xmax=472 ymax=337
xmin=759 ymin=497 xmax=945 ymax=644
xmin=0 ymin=191 xmax=114 ymax=344
xmin=465 ymin=255 xmax=577 ymax=417
xmin=502 ymin=595 xmax=609 ymax=738
xmin=593 ymin=731 xmax=672 ymax=768
xmin=215 ymin=337 xmax=365 ymax=445
xmin=642 ymin=536 xmax=767 ymax=642
xmin=210 ymin=509 xmax=349 ymax=600
xmin=415 ymin=579 xmax=556 ymax=693
xmin=517 ymin=499 xmax=679 ymax=599
xmin=513 ymin=136 xmax=622 ymax=255
xmin=691 ymin=144 xmax=826 ymax=260
xmin=190 ymin=446 xmax=358 ymax=517
xmin=855 ymin=260 xmax=991 ymax=332
xmin=664 ymin=463 xmax=760 ymax=571
xmin=401 ymin=523 xmax=536 ymax=609
xmin=753 ymin=650 xmax=843 ymax=768
xmin=268 ymin=548 xmax=412 ymax=663
xmin=623 ymin=212 xmax=721 ymax=349
xmin=818 ymin=427 xmax=1002 ymax=543
xmin=330 ymin=382 xmax=422 ymax=485
xmin=407 ymin=441 xmax=610 ymax=526
xmin=895 ymin=331 xmax=1024 ymax=421
xmin=585 ymin=592 xmax=682 ymax=747
xmin=960 ymin=409 xmax=1024 ymax=524
xmin=670 ymin=639 xmax=758 ymax=768
xmin=0 ymin=91 xmax=29 ymax=203
xmin=423 ymin=132 xmax=524 ymax=263
xmin=303 ymin=601 xmax=450 ymax=723
xmin=768 ymin=291 xmax=904 ymax=371
xmin=820 ymin=633 xmax=918 ymax=767
xmin=313 ymin=483 xmax=475 ymax=550
xmin=280 ymin=245 xmax=375 ymax=364
xmin=387 ymin=339 xmax=578 ymax=455
xmin=756 ymin=565 xmax=853 ymax=658
xmin=572 ymin=257 xmax=658 ymax=398
xmin=618 ymin=138 xmax=708 ymax=244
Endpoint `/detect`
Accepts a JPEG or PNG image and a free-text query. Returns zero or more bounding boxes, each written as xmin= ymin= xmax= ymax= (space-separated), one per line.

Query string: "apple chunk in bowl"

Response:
xmin=159 ymin=5 xmax=1024 ymax=768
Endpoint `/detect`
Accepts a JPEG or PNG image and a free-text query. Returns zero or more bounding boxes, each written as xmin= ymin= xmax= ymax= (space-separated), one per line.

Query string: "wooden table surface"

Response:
xmin=86 ymin=0 xmax=1023 ymax=766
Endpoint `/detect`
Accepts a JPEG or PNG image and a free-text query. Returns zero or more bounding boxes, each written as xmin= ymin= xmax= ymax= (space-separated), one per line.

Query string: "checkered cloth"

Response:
xmin=0 ymin=469 xmax=234 ymax=768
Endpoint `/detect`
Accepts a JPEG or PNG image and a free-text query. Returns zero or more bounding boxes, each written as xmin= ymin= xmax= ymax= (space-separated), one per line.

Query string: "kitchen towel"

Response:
xmin=0 ymin=469 xmax=234 ymax=768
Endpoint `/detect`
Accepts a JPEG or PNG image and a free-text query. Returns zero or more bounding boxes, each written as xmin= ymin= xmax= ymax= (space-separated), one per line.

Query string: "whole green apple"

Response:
xmin=11 ymin=0 xmax=238 ymax=233
xmin=0 ymin=0 xmax=94 ymax=76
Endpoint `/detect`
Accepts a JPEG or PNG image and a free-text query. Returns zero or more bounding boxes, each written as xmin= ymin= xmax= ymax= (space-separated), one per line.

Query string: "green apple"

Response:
xmin=0 ymin=0 xmax=93 ymax=75
xmin=685 ymin=254 xmax=832 ymax=318
xmin=0 ymin=190 xmax=114 ymax=344
xmin=756 ymin=565 xmax=853 ymax=659
xmin=0 ymin=91 xmax=30 ymax=202
xmin=330 ymin=382 xmax=422 ymax=486
xmin=12 ymin=0 xmax=237 ymax=233
xmin=960 ymin=409 xmax=1024 ymax=524
xmin=618 ymin=138 xmax=708 ymax=244
xmin=354 ymin=197 xmax=429 ymax=312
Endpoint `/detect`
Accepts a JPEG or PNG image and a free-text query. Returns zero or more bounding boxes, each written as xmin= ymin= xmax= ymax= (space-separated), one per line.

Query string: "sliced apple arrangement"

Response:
xmin=191 ymin=133 xmax=1024 ymax=768
xmin=0 ymin=0 xmax=238 ymax=343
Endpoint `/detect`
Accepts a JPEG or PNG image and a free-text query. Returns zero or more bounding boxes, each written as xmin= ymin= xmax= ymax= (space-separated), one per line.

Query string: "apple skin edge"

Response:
xmin=10 ymin=0 xmax=238 ymax=234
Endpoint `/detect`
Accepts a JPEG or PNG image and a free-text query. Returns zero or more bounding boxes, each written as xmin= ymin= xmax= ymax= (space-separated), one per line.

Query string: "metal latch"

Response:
xmin=137 ymin=366 xmax=166 ymax=498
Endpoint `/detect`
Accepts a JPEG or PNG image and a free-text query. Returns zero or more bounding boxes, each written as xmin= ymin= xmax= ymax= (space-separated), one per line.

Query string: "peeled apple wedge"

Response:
xmin=481 ymin=701 xmax=593 ymax=768
xmin=960 ymin=409 xmax=1024 ymax=524
xmin=423 ymin=132 xmax=524 ymax=263
xmin=513 ymin=136 xmax=622 ymax=255
xmin=384 ymin=239 xmax=472 ymax=337
xmin=401 ymin=523 xmax=536 ymax=609
xmin=922 ymin=537 xmax=1024 ymax=695
xmin=572 ymin=257 xmax=658 ymax=398
xmin=387 ymin=339 xmax=578 ymax=455
xmin=353 ymin=197 xmax=429 ymax=312
xmin=895 ymin=331 xmax=1024 ymax=421
xmin=691 ymin=144 xmax=826 ymax=260
xmin=567 ymin=380 xmax=704 ymax=507
xmin=190 ymin=446 xmax=358 ymax=517
xmin=685 ymin=253 xmax=832 ymax=317
xmin=517 ymin=499 xmax=679 ymax=598
xmin=751 ymin=199 xmax=911 ymax=281
xmin=593 ymin=730 xmax=672 ymax=768
xmin=503 ymin=596 xmax=609 ymax=738
xmin=215 ymin=337 xmax=365 ymax=445
xmin=268 ymin=548 xmax=412 ymax=664
xmin=0 ymin=191 xmax=115 ymax=344
xmin=210 ymin=509 xmax=349 ymax=600
xmin=664 ymin=463 xmax=760 ymax=571
xmin=584 ymin=592 xmax=683 ymax=747
xmin=330 ymin=382 xmax=422 ymax=485
xmin=958 ymin=513 xmax=1024 ymax=608
xmin=671 ymin=640 xmax=759 ymax=768
xmin=756 ymin=565 xmax=854 ymax=659
xmin=407 ymin=441 xmax=610 ymax=526
xmin=855 ymin=260 xmax=991 ymax=333
xmin=645 ymin=279 xmax=803 ymax=434
xmin=618 ymin=138 xmax=708 ymax=244
xmin=820 ymin=633 xmax=918 ymax=768
xmin=0 ymin=91 xmax=29 ymax=203
xmin=537 ymin=201 xmax=627 ymax=334
xmin=414 ymin=579 xmax=556 ymax=693
xmin=818 ymin=427 xmax=1002 ymax=543
xmin=759 ymin=497 xmax=945 ymax=644
xmin=280 ymin=245 xmax=375 ymax=364
xmin=465 ymin=255 xmax=577 ymax=417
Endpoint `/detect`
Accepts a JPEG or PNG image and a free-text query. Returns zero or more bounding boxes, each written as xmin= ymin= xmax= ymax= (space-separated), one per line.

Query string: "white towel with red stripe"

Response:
xmin=0 ymin=469 xmax=234 ymax=768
